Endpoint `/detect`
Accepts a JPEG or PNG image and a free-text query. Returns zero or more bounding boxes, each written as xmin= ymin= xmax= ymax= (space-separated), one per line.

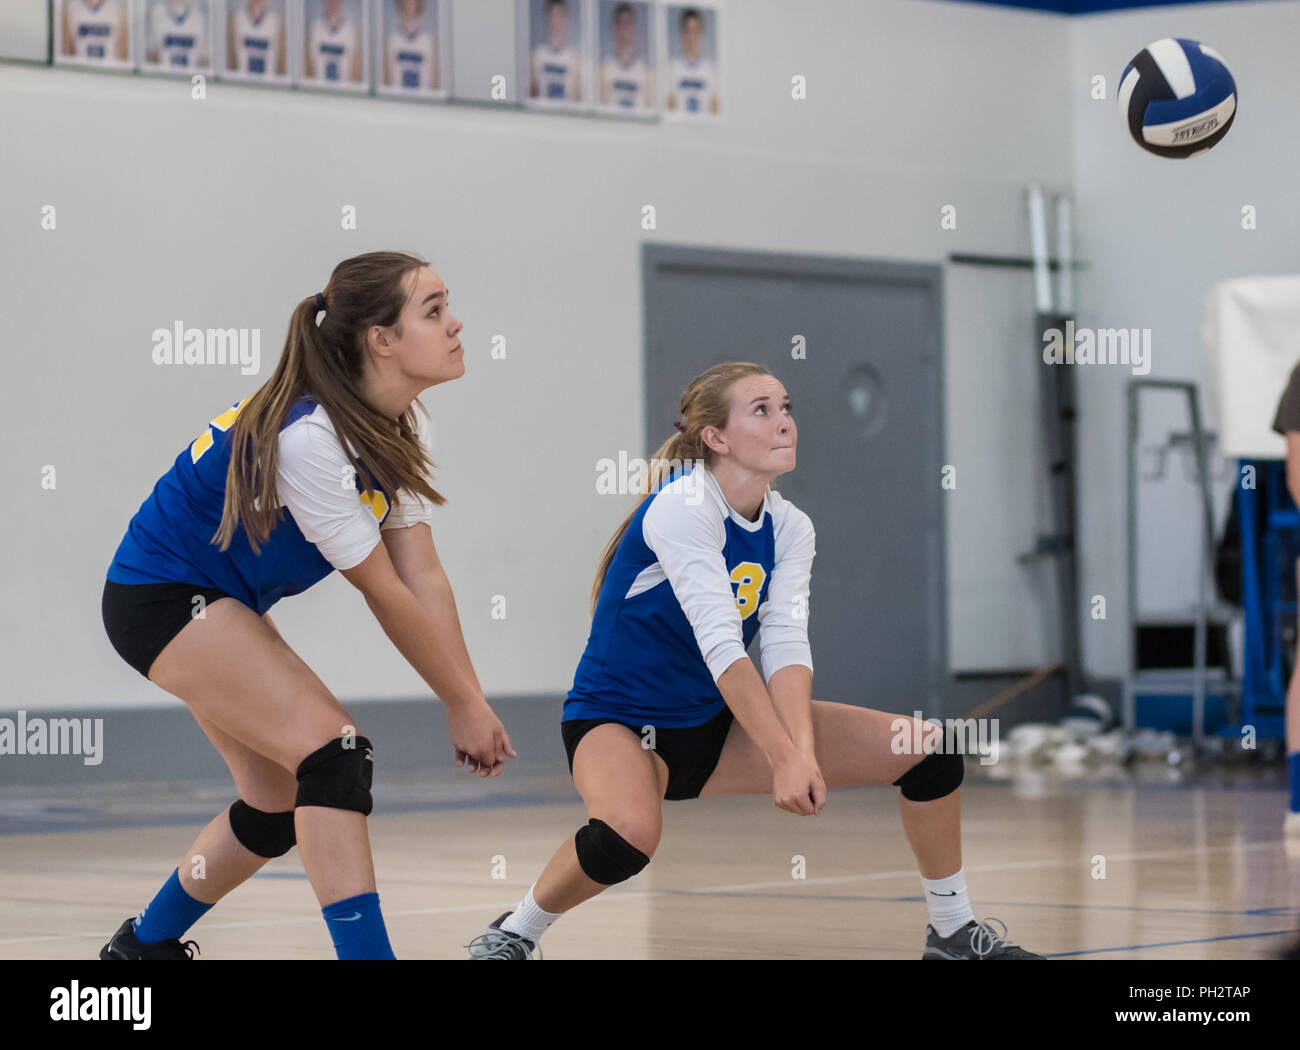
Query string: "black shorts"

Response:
xmin=560 ymin=706 xmax=735 ymax=801
xmin=101 ymin=578 xmax=235 ymax=679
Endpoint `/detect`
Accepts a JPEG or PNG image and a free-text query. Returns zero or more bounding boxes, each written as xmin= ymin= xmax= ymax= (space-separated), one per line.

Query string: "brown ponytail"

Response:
xmin=213 ymin=250 xmax=445 ymax=554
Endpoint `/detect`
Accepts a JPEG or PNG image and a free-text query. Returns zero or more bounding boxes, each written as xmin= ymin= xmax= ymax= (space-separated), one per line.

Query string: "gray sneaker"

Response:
xmin=922 ymin=918 xmax=1045 ymax=959
xmin=467 ymin=912 xmax=542 ymax=960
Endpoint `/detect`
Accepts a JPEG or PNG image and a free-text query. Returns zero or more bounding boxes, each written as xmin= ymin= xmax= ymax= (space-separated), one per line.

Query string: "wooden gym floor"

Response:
xmin=1 ymin=760 xmax=1296 ymax=959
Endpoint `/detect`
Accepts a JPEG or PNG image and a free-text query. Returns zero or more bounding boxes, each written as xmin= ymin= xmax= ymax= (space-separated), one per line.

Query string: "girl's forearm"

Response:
xmin=403 ymin=568 xmax=485 ymax=696
xmin=364 ymin=578 xmax=482 ymax=710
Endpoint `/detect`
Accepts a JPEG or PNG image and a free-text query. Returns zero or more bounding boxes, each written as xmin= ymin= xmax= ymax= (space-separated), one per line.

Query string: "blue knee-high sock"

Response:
xmin=1289 ymin=753 xmax=1300 ymax=813
xmin=322 ymin=892 xmax=395 ymax=960
xmin=133 ymin=868 xmax=214 ymax=944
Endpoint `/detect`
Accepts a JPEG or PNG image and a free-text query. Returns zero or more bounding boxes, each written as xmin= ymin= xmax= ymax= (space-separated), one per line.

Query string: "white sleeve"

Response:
xmin=276 ymin=420 xmax=382 ymax=571
xmin=758 ymin=504 xmax=815 ymax=680
xmin=640 ymin=487 xmax=749 ymax=682
xmin=381 ymin=407 xmax=437 ymax=531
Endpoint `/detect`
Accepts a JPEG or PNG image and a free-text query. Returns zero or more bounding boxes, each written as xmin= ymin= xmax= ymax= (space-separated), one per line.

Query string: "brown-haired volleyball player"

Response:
xmin=101 ymin=251 xmax=513 ymax=960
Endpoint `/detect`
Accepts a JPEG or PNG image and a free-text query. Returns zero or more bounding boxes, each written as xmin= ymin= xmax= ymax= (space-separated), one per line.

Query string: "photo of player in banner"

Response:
xmin=143 ymin=0 xmax=211 ymax=72
xmin=224 ymin=0 xmax=287 ymax=80
xmin=664 ymin=2 xmax=720 ymax=118
xmin=303 ymin=0 xmax=367 ymax=89
xmin=58 ymin=0 xmax=131 ymax=68
xmin=596 ymin=1 xmax=654 ymax=114
xmin=379 ymin=0 xmax=444 ymax=98
xmin=524 ymin=0 xmax=584 ymax=109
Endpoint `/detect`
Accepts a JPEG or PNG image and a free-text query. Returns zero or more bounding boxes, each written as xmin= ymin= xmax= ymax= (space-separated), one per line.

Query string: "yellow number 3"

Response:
xmin=190 ymin=398 xmax=248 ymax=463
xmin=730 ymin=562 xmax=766 ymax=620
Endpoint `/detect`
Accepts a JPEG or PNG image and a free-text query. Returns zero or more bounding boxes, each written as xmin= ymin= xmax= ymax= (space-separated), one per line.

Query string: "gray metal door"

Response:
xmin=643 ymin=244 xmax=945 ymax=711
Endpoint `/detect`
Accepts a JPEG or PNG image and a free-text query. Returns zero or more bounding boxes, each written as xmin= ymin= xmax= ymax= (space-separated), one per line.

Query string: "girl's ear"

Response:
xmin=701 ymin=425 xmax=726 ymax=456
xmin=367 ymin=324 xmax=396 ymax=357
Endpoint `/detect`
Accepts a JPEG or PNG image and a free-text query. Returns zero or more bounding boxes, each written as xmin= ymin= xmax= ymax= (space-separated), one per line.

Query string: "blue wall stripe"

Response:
xmin=945 ymin=0 xmax=1269 ymax=15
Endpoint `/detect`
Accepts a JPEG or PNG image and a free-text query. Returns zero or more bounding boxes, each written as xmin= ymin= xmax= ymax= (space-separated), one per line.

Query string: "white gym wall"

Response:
xmin=1069 ymin=0 xmax=1300 ymax=679
xmin=12 ymin=1 xmax=1288 ymax=710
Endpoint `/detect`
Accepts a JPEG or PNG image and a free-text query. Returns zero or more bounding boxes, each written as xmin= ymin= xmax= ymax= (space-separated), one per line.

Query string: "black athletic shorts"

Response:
xmin=560 ymin=706 xmax=736 ymax=801
xmin=101 ymin=578 xmax=235 ymax=679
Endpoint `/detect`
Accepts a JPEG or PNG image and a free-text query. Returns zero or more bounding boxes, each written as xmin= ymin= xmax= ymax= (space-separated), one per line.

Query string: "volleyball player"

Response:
xmin=100 ymin=252 xmax=514 ymax=960
xmin=598 ymin=2 xmax=651 ymax=111
xmin=61 ymin=0 xmax=129 ymax=63
xmin=1270 ymin=364 xmax=1300 ymax=842
xmin=305 ymin=0 xmax=362 ymax=86
xmin=226 ymin=0 xmax=285 ymax=79
xmin=530 ymin=0 xmax=581 ymax=103
xmin=666 ymin=6 xmax=718 ymax=116
xmin=467 ymin=362 xmax=1044 ymax=960
xmin=384 ymin=0 xmax=438 ymax=93
xmin=145 ymin=0 xmax=208 ymax=71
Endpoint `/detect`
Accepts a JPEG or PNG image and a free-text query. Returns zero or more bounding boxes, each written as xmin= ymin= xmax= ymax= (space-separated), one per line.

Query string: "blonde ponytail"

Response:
xmin=589 ymin=362 xmax=771 ymax=614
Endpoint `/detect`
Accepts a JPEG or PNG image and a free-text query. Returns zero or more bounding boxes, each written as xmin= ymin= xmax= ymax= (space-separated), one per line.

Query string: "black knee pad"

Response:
xmin=893 ymin=750 xmax=964 ymax=802
xmin=295 ymin=736 xmax=374 ymax=816
xmin=574 ymin=818 xmax=650 ymax=885
xmin=228 ymin=799 xmax=297 ymax=858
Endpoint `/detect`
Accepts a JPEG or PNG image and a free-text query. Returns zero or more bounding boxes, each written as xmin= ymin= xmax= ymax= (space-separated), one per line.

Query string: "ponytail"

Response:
xmin=588 ymin=361 xmax=771 ymax=614
xmin=213 ymin=251 xmax=443 ymax=554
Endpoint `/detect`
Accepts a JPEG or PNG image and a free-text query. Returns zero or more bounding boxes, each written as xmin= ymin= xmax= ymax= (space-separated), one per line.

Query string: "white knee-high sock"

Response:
xmin=920 ymin=869 xmax=975 ymax=938
xmin=500 ymin=883 xmax=563 ymax=943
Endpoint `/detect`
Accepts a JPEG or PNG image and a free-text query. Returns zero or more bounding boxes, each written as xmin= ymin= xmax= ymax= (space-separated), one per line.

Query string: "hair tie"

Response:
xmin=673 ymin=421 xmax=685 ymax=432
xmin=314 ymin=292 xmax=327 ymax=312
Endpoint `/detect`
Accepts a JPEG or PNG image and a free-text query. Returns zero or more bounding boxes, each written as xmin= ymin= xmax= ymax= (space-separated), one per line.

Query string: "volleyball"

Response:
xmin=1118 ymin=37 xmax=1237 ymax=158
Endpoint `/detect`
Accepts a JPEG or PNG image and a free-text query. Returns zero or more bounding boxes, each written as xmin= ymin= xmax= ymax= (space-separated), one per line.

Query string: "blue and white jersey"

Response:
xmin=107 ymin=394 xmax=436 ymax=614
xmin=66 ymin=0 xmax=125 ymax=62
xmin=232 ymin=5 xmax=282 ymax=77
xmin=566 ymin=465 xmax=815 ymax=728
xmin=149 ymin=1 xmax=207 ymax=69
xmin=599 ymin=52 xmax=650 ymax=109
xmin=668 ymin=55 xmax=715 ymax=114
xmin=532 ymin=42 xmax=579 ymax=101
xmin=307 ymin=14 xmax=359 ymax=83
xmin=387 ymin=27 xmax=435 ymax=90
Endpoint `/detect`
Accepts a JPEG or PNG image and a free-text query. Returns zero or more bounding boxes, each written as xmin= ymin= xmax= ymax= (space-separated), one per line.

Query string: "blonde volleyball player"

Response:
xmin=598 ymin=2 xmax=651 ymax=111
xmin=226 ymin=0 xmax=285 ymax=78
xmin=61 ymin=0 xmax=129 ymax=63
xmin=145 ymin=0 xmax=209 ymax=70
xmin=100 ymin=252 xmax=514 ymax=960
xmin=666 ymin=6 xmax=718 ymax=116
xmin=530 ymin=0 xmax=581 ymax=103
xmin=384 ymin=0 xmax=438 ymax=93
xmin=468 ymin=362 xmax=1044 ymax=960
xmin=305 ymin=0 xmax=362 ymax=86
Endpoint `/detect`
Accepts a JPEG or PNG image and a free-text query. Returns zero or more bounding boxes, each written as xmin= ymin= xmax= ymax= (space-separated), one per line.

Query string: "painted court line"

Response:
xmin=2 ymin=838 xmax=1288 ymax=948
xmin=1053 ymin=928 xmax=1300 ymax=956
xmin=669 ymin=890 xmax=1297 ymax=920
xmin=0 ymin=902 xmax=513 ymax=946
xmin=680 ymin=839 xmax=1284 ymax=894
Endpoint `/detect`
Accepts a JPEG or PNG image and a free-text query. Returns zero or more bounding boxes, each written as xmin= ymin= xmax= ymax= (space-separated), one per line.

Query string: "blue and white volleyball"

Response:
xmin=1118 ymin=37 xmax=1237 ymax=158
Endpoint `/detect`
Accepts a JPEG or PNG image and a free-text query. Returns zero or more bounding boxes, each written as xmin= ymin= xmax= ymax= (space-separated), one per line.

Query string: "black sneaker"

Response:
xmin=922 ymin=918 xmax=1045 ymax=959
xmin=100 ymin=918 xmax=200 ymax=960
xmin=466 ymin=912 xmax=541 ymax=960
